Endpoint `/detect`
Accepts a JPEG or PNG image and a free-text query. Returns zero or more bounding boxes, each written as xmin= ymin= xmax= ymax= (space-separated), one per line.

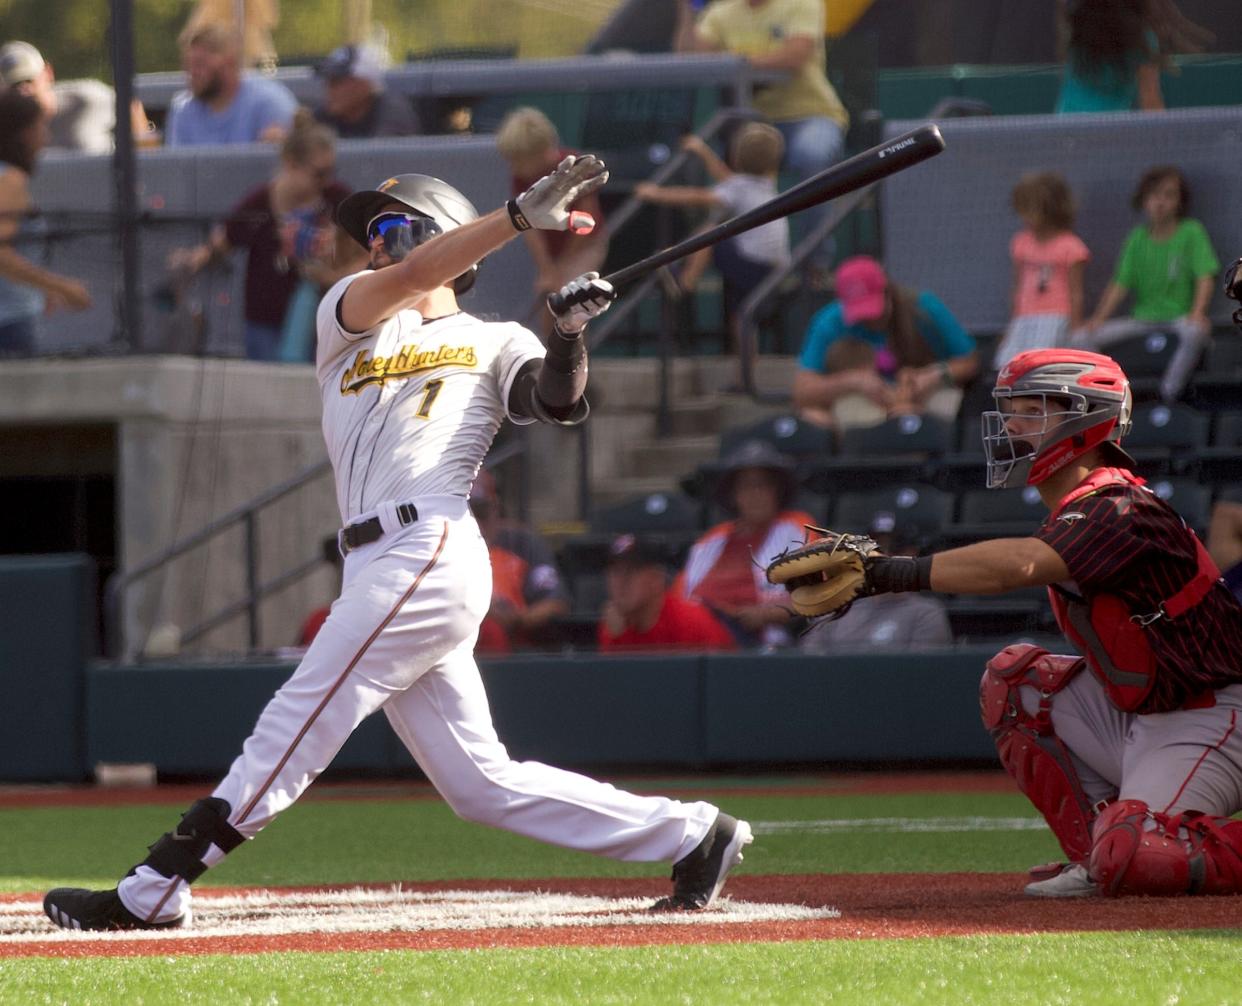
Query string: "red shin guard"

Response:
xmin=981 ymin=644 xmax=1096 ymax=862
xmin=1091 ymin=799 xmax=1242 ymax=896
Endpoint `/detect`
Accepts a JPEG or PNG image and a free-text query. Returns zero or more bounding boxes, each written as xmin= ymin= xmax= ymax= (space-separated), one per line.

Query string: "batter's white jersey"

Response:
xmin=316 ymin=272 xmax=546 ymax=522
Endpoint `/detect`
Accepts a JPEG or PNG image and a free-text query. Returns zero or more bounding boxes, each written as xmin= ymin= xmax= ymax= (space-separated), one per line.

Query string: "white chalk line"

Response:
xmin=752 ymin=816 xmax=1047 ymax=835
xmin=0 ymin=888 xmax=840 ymax=943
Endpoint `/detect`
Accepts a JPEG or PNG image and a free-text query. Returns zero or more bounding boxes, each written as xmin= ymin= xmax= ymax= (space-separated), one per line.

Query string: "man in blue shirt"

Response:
xmin=165 ymin=23 xmax=297 ymax=147
xmin=792 ymin=255 xmax=977 ymax=429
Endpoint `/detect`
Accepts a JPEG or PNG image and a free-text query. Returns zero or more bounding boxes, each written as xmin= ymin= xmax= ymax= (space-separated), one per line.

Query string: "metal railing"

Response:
xmin=735 ymin=183 xmax=875 ymax=402
xmin=103 ymin=458 xmax=333 ymax=660
xmin=104 ymin=439 xmax=530 ymax=661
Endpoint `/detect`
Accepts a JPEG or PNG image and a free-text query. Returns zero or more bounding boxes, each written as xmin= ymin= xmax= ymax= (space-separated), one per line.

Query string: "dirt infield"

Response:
xmin=3 ymin=873 xmax=1235 ymax=959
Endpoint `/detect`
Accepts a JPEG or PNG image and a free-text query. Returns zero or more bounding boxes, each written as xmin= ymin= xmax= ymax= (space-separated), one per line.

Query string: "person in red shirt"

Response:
xmin=495 ymin=106 xmax=609 ymax=319
xmin=771 ymin=348 xmax=1242 ymax=899
xmin=599 ymin=534 xmax=735 ymax=652
xmin=677 ymin=439 xmax=817 ymax=648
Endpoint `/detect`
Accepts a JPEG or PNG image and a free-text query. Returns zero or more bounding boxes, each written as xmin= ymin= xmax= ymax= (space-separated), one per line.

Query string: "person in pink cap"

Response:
xmin=792 ymin=255 xmax=978 ymax=430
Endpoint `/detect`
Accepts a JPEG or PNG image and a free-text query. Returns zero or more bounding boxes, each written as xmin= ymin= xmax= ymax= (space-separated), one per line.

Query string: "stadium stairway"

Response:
xmin=584 ymin=356 xmax=800 ymax=511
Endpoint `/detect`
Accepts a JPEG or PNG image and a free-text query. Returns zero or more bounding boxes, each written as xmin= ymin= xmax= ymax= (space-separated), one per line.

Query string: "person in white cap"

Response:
xmin=313 ymin=43 xmax=419 ymax=139
xmin=0 ymin=40 xmax=154 ymax=154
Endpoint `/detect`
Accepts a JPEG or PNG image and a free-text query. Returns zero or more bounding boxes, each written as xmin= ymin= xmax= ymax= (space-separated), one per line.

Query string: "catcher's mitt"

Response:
xmin=765 ymin=529 xmax=880 ymax=619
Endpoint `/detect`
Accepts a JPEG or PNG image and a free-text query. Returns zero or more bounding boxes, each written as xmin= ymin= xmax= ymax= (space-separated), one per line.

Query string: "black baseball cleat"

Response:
xmin=43 ymin=887 xmax=187 ymax=932
xmin=650 ymin=812 xmax=754 ymax=912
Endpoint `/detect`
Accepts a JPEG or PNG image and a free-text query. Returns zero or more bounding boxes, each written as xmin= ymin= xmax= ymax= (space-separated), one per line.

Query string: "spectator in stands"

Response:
xmin=599 ymin=533 xmax=736 ymax=652
xmin=675 ymin=439 xmax=816 ymax=648
xmin=0 ymin=91 xmax=91 ymax=354
xmin=469 ymin=471 xmax=570 ymax=654
xmin=793 ymin=256 xmax=978 ymax=431
xmin=1073 ymin=165 xmax=1219 ymax=403
xmin=167 ymin=110 xmax=353 ymax=361
xmin=799 ymin=515 xmax=951 ymax=652
xmin=0 ymin=40 xmax=155 ymax=152
xmin=994 ymin=172 xmax=1090 ymax=369
xmin=496 ymin=107 xmax=608 ymax=311
xmin=634 ymin=124 xmax=790 ymax=348
xmin=165 ymin=22 xmax=297 ymax=147
xmin=674 ymin=0 xmax=848 ymax=271
xmin=1055 ymin=0 xmax=1211 ymax=114
xmin=313 ymin=43 xmax=420 ymax=139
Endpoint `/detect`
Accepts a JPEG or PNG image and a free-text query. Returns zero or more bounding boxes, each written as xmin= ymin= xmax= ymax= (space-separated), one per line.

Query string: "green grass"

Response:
xmin=3 ymin=932 xmax=1242 ymax=1005
xmin=0 ymin=790 xmax=1062 ymax=893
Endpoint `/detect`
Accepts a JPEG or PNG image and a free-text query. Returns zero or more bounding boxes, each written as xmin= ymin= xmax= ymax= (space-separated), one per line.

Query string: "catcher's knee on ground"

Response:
xmin=138 ymin=798 xmax=245 ymax=883
xmin=980 ymin=643 xmax=1098 ymax=862
xmin=1090 ymin=799 xmax=1242 ymax=896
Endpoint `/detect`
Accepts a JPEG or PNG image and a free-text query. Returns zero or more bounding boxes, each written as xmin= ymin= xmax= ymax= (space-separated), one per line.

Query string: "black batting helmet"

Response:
xmin=336 ymin=174 xmax=481 ymax=294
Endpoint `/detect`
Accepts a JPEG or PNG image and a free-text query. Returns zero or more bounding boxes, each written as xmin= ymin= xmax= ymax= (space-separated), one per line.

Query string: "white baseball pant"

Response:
xmin=118 ymin=495 xmax=717 ymax=922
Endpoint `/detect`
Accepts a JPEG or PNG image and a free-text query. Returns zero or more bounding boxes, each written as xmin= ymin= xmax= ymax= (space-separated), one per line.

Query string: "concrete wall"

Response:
xmin=0 ymin=357 xmax=338 ymax=656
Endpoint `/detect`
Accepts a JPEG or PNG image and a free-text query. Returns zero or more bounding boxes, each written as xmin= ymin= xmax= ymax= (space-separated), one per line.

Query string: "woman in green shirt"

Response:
xmin=1075 ymin=165 xmax=1219 ymax=402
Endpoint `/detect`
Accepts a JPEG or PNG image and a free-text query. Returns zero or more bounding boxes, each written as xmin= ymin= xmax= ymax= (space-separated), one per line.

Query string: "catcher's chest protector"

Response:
xmin=980 ymin=643 xmax=1096 ymax=862
xmin=1046 ymin=469 xmax=1220 ymax=712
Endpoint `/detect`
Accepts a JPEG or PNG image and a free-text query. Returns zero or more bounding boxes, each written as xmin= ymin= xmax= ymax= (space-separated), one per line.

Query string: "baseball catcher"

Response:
xmin=770 ymin=348 xmax=1242 ymax=899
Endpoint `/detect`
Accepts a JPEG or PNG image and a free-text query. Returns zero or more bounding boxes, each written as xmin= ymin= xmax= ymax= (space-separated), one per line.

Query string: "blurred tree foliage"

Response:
xmin=0 ymin=0 xmax=606 ymax=80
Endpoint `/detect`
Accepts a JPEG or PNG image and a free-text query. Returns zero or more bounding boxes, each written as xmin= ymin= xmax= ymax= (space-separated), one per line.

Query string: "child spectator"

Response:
xmin=793 ymin=256 xmax=978 ymax=430
xmin=496 ymin=107 xmax=608 ymax=308
xmin=994 ymin=171 xmax=1090 ymax=369
xmin=634 ymin=123 xmax=790 ymax=344
xmin=1074 ymin=165 xmax=1219 ymax=402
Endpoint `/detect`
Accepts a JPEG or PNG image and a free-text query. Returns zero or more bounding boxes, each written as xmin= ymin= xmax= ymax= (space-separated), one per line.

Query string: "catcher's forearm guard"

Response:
xmin=765 ymin=529 xmax=932 ymax=620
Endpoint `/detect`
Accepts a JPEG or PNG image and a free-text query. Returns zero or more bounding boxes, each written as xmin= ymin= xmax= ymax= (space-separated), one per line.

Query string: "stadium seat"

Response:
xmin=1196 ymin=411 xmax=1242 ymax=483
xmin=944 ymin=594 xmax=1046 ymax=638
xmin=1105 ymin=331 xmax=1177 ymax=377
xmin=1188 ymin=332 xmax=1242 ymax=409
xmin=830 ymin=484 xmax=954 ymax=540
xmin=1123 ymin=403 xmax=1210 ymax=476
xmin=941 ymin=484 xmax=1046 ymax=545
xmin=806 ymin=414 xmax=954 ymax=492
xmin=588 ymin=490 xmax=701 ymax=535
xmin=717 ymin=414 xmax=834 ymax=463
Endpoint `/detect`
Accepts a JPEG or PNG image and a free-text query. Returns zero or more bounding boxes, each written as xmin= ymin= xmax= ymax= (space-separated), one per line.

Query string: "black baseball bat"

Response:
xmin=548 ymin=123 xmax=946 ymax=314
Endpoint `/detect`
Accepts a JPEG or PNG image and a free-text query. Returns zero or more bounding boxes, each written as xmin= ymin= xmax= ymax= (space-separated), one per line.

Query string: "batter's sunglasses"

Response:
xmin=365 ymin=212 xmax=442 ymax=245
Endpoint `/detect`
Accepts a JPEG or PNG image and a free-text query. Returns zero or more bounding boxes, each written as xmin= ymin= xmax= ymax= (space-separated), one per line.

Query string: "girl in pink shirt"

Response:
xmin=994 ymin=172 xmax=1090 ymax=368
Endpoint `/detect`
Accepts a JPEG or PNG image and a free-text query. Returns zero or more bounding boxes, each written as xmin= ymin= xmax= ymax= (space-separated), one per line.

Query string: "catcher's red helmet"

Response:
xmin=982 ymin=348 xmax=1134 ymax=489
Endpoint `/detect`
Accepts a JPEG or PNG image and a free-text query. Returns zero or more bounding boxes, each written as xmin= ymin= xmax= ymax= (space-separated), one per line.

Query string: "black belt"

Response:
xmin=339 ymin=502 xmax=419 ymax=555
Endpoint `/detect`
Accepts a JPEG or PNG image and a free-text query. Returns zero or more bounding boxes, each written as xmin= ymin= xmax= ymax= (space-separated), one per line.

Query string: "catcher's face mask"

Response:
xmin=983 ymin=393 xmax=1087 ymax=489
xmin=982 ymin=348 xmax=1132 ymax=489
xmin=366 ymin=211 xmax=442 ymax=263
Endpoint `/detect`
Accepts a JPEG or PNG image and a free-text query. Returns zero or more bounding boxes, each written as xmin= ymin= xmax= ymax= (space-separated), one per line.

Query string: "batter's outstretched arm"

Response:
xmin=928 ymin=537 xmax=1069 ymax=595
xmin=340 ymin=155 xmax=609 ymax=333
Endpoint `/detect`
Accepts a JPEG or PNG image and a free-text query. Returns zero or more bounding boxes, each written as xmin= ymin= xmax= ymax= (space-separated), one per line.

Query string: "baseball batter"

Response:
xmin=770 ymin=347 xmax=1242 ymax=897
xmin=43 ymin=156 xmax=752 ymax=931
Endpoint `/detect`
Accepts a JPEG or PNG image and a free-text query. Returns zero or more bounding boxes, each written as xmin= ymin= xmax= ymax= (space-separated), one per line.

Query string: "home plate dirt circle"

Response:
xmin=0 ymin=887 xmax=838 ymax=945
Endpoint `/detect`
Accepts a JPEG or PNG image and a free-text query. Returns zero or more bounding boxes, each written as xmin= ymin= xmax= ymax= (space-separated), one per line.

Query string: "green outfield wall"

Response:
xmin=74 ymin=648 xmax=999 ymax=781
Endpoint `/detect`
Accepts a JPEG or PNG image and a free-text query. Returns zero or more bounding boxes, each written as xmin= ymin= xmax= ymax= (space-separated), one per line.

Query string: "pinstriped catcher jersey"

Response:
xmin=316 ymin=272 xmax=545 ymax=522
xmin=1037 ymin=479 xmax=1242 ymax=712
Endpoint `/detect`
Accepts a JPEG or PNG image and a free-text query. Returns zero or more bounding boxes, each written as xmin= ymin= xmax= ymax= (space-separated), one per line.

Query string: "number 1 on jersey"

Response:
xmin=416 ymin=379 xmax=444 ymax=419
